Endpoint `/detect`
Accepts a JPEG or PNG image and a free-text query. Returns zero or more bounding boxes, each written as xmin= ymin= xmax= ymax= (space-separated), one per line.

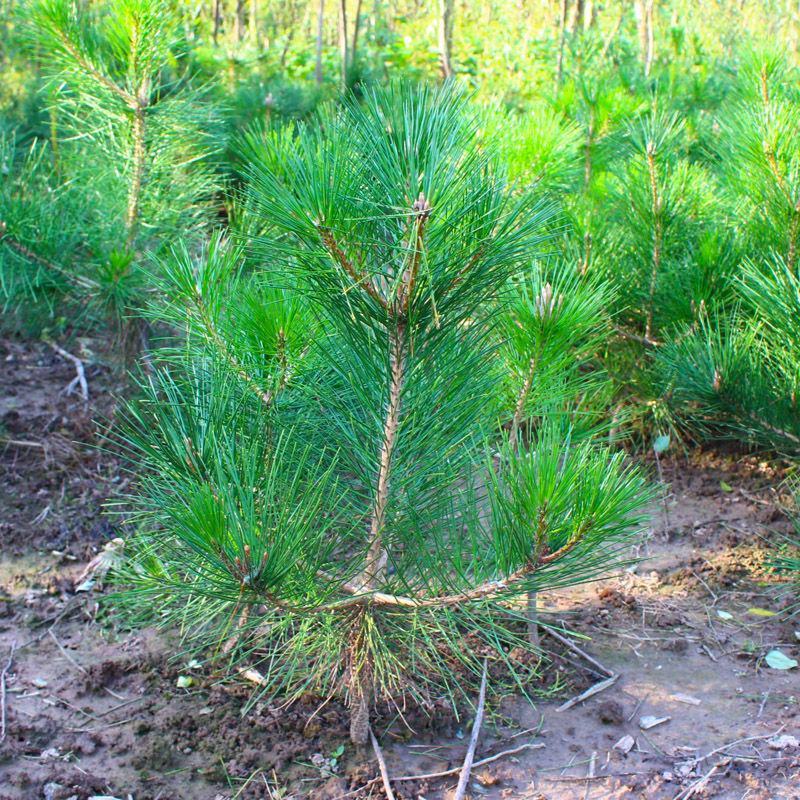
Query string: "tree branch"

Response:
xmin=318 ymin=225 xmax=386 ymax=307
xmin=0 ymin=221 xmax=97 ymax=292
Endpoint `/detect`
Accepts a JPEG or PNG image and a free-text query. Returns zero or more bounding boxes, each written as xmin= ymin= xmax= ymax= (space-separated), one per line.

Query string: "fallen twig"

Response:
xmin=48 ymin=629 xmax=88 ymax=674
xmin=547 ymin=626 xmax=613 ymax=677
xmin=700 ymin=644 xmax=719 ymax=663
xmin=0 ymin=437 xmax=46 ymax=449
xmin=673 ymin=762 xmax=719 ymax=800
xmin=1 ymin=641 xmax=17 ymax=744
xmin=557 ymin=673 xmax=619 ymax=712
xmin=453 ymin=658 xmax=488 ymax=800
xmin=393 ymin=742 xmax=545 ymax=783
xmin=685 ymin=726 xmax=785 ymax=768
xmin=49 ymin=341 xmax=89 ymax=408
xmin=757 ymin=691 xmax=769 ymax=719
xmin=370 ymin=727 xmax=396 ymax=800
xmin=584 ymin=750 xmax=597 ymax=800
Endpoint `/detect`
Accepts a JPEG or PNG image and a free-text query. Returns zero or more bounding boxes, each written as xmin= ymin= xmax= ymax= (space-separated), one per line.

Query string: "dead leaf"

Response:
xmin=476 ymin=770 xmax=499 ymax=786
xmin=238 ymin=667 xmax=268 ymax=686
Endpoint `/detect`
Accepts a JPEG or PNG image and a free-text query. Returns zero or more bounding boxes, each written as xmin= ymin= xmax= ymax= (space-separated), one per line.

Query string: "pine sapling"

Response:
xmin=119 ymin=84 xmax=650 ymax=745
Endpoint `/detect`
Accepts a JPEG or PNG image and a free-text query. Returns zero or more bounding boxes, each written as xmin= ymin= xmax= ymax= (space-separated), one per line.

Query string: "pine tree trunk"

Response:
xmin=439 ymin=0 xmax=454 ymax=79
xmin=213 ymin=0 xmax=222 ymax=44
xmin=555 ymin=0 xmax=568 ymax=92
xmin=350 ymin=0 xmax=363 ymax=75
xmin=645 ymin=143 xmax=662 ymax=340
xmin=635 ymin=0 xmax=655 ymax=76
xmin=583 ymin=0 xmax=594 ymax=31
xmin=315 ymin=0 xmax=325 ymax=85
xmin=347 ymin=609 xmax=372 ymax=746
xmin=339 ymin=0 xmax=349 ymax=87
xmin=127 ymin=105 xmax=146 ymax=249
xmin=235 ymin=0 xmax=245 ymax=41
xmin=249 ymin=0 xmax=258 ymax=41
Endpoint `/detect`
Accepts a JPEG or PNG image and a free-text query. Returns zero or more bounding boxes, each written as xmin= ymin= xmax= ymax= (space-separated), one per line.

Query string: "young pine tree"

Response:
xmin=1 ymin=0 xmax=215 ymax=351
xmin=719 ymin=50 xmax=800 ymax=272
xmin=121 ymin=84 xmax=648 ymax=745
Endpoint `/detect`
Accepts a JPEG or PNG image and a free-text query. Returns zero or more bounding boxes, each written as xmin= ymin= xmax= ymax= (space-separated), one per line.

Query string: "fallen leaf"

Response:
xmin=31 ymin=677 xmax=48 ymax=688
xmin=476 ymin=770 xmax=500 ymax=786
xmin=639 ymin=715 xmax=670 ymax=730
xmin=671 ymin=693 xmax=701 ymax=706
xmin=720 ymin=481 xmax=733 ymax=492
xmin=748 ymin=607 xmax=776 ymax=617
xmin=765 ymin=650 xmax=798 ymax=670
xmin=176 ymin=675 xmax=194 ymax=688
xmin=716 ymin=610 xmax=733 ymax=620
xmin=613 ymin=734 xmax=635 ymax=754
xmin=238 ymin=667 xmax=267 ymax=686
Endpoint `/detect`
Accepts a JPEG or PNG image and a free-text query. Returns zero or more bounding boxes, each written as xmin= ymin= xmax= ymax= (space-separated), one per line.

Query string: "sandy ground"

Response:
xmin=1 ymin=338 xmax=799 ymax=800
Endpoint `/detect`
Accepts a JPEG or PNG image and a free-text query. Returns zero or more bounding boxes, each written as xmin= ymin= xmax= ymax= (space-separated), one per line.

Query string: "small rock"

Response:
xmin=31 ymin=677 xmax=49 ymax=688
xmin=613 ymin=734 xmax=635 ymax=754
xmin=43 ymin=784 xmax=63 ymax=800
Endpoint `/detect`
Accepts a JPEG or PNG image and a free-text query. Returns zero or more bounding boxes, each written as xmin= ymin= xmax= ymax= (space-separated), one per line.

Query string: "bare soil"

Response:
xmin=1 ymin=337 xmax=799 ymax=800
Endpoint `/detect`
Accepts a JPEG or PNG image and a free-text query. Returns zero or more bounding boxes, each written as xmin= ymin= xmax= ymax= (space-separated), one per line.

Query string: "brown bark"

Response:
xmin=645 ymin=143 xmax=662 ymax=340
xmin=555 ymin=0 xmax=568 ymax=92
xmin=315 ymin=0 xmax=325 ymax=85
xmin=635 ymin=0 xmax=655 ymax=76
xmin=249 ymin=0 xmax=258 ymax=40
xmin=235 ymin=0 xmax=245 ymax=41
xmin=438 ymin=0 xmax=454 ymax=79
xmin=347 ymin=610 xmax=372 ymax=745
xmin=126 ymin=104 xmax=146 ymax=249
xmin=338 ymin=0 xmax=349 ymax=87
xmin=350 ymin=0 xmax=363 ymax=72
xmin=213 ymin=0 xmax=222 ymax=44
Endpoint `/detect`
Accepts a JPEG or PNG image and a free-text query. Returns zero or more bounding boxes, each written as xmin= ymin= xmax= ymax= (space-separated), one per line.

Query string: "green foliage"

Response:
xmin=119 ymin=84 xmax=650 ymax=742
xmin=1 ymin=0 xmax=217 ymax=349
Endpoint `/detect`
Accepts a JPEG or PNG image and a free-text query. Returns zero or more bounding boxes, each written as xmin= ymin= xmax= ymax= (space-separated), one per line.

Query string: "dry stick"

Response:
xmin=556 ymin=673 xmax=619 ymax=713
xmin=757 ymin=691 xmax=769 ymax=719
xmin=673 ymin=763 xmax=719 ymax=800
xmin=685 ymin=726 xmax=785 ymax=768
xmin=584 ymin=751 xmax=597 ymax=800
xmin=0 ymin=641 xmax=16 ymax=744
xmin=48 ymin=629 xmax=88 ymax=675
xmin=393 ymin=742 xmax=545 ymax=783
xmin=369 ymin=728 xmax=396 ymax=800
xmin=0 ymin=438 xmax=46 ymax=450
xmin=453 ymin=659 xmax=489 ymax=800
xmin=545 ymin=626 xmax=614 ymax=677
xmin=48 ymin=342 xmax=89 ymax=408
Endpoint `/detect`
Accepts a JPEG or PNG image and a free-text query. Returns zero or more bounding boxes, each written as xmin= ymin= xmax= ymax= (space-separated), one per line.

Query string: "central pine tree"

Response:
xmin=123 ymin=84 xmax=648 ymax=744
